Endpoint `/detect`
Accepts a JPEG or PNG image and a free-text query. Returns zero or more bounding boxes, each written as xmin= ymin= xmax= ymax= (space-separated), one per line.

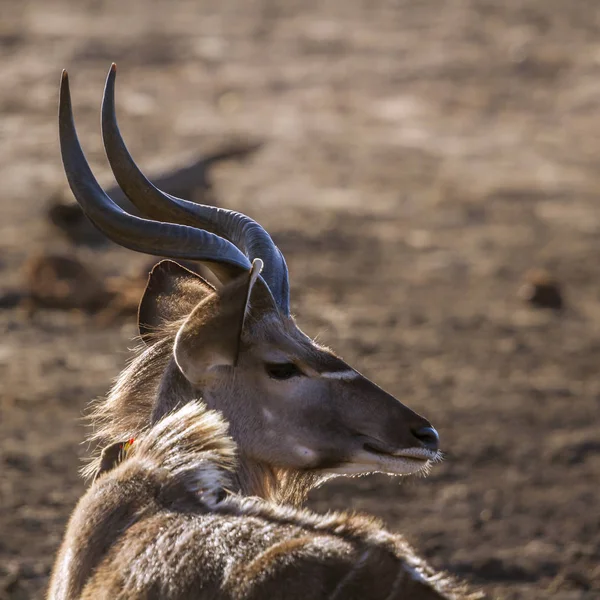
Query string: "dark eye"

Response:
xmin=265 ymin=362 xmax=303 ymax=380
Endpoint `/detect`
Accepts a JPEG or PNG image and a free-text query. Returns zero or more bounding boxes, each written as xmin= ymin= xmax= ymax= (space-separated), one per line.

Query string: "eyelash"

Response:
xmin=264 ymin=362 xmax=304 ymax=380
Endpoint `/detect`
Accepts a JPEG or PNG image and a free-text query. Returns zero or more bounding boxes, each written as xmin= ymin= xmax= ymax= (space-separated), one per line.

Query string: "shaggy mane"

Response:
xmin=82 ymin=321 xmax=182 ymax=480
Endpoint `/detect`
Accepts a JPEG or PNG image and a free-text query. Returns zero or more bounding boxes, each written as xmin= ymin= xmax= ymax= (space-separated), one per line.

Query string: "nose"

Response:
xmin=412 ymin=426 xmax=440 ymax=452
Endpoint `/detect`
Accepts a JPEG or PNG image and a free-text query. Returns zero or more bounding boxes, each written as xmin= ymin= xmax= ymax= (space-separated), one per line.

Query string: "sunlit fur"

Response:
xmin=83 ymin=312 xmax=433 ymax=505
xmin=81 ymin=263 xmax=440 ymax=506
xmin=50 ymin=403 xmax=480 ymax=600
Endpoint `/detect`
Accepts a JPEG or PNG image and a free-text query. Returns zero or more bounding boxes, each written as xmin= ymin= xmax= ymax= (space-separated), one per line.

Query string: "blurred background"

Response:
xmin=1 ymin=1 xmax=599 ymax=598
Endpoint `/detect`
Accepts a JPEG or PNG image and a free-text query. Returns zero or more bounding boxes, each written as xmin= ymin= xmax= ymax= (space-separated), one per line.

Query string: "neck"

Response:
xmin=232 ymin=455 xmax=323 ymax=507
xmin=153 ymin=357 xmax=195 ymax=422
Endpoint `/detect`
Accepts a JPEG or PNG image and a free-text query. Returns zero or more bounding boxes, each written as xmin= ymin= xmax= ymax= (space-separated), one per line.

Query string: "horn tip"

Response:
xmin=105 ymin=63 xmax=117 ymax=91
xmin=59 ymin=70 xmax=70 ymax=101
xmin=251 ymin=258 xmax=264 ymax=274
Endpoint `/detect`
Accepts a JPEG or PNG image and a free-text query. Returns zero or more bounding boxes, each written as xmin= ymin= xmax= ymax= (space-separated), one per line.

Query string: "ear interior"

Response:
xmin=138 ymin=260 xmax=216 ymax=343
xmin=173 ymin=259 xmax=263 ymax=384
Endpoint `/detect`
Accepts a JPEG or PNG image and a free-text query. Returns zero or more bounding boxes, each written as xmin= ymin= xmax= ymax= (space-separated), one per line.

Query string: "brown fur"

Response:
xmin=49 ymin=403 xmax=481 ymax=600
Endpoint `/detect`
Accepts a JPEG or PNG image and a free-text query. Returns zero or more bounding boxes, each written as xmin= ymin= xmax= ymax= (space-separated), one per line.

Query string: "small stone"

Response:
xmin=518 ymin=269 xmax=564 ymax=310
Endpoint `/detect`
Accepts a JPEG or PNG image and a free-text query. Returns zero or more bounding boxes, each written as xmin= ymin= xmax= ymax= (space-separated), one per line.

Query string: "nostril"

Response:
xmin=412 ymin=426 xmax=440 ymax=451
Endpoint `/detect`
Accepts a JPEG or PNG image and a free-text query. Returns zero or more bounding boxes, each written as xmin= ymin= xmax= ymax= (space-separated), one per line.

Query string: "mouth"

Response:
xmin=324 ymin=441 xmax=442 ymax=477
xmin=362 ymin=442 xmax=438 ymax=463
xmin=362 ymin=442 xmax=440 ymax=472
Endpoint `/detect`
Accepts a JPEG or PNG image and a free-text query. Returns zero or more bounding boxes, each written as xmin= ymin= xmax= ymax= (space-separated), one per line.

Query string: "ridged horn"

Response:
xmin=100 ymin=64 xmax=290 ymax=314
xmin=59 ymin=70 xmax=259 ymax=285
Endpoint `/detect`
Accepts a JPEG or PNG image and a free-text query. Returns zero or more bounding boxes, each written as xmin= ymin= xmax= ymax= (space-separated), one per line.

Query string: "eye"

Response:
xmin=265 ymin=362 xmax=303 ymax=380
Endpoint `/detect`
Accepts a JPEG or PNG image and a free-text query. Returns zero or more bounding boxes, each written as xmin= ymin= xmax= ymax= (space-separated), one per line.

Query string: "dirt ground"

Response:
xmin=1 ymin=1 xmax=599 ymax=598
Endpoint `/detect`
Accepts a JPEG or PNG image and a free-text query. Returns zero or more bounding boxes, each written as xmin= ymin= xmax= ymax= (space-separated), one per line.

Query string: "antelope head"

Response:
xmin=59 ymin=65 xmax=441 ymax=504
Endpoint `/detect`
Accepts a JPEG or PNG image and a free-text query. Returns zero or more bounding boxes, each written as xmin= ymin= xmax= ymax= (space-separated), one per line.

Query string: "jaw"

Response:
xmin=231 ymin=447 xmax=442 ymax=507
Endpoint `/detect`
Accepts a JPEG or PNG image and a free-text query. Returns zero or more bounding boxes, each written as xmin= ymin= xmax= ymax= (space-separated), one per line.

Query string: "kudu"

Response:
xmin=48 ymin=65 xmax=478 ymax=599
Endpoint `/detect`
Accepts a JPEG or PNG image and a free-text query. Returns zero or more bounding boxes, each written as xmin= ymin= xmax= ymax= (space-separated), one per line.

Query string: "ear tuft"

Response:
xmin=138 ymin=260 xmax=216 ymax=343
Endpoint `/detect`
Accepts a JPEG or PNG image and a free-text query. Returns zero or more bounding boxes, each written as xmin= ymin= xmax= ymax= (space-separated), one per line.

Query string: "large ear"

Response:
xmin=173 ymin=259 xmax=263 ymax=385
xmin=138 ymin=260 xmax=216 ymax=343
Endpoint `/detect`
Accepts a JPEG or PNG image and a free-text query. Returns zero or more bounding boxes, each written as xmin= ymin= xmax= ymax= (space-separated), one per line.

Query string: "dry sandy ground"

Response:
xmin=1 ymin=1 xmax=599 ymax=598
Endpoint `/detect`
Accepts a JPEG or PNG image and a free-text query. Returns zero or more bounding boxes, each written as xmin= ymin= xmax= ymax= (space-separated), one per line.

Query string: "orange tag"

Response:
xmin=122 ymin=438 xmax=135 ymax=454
